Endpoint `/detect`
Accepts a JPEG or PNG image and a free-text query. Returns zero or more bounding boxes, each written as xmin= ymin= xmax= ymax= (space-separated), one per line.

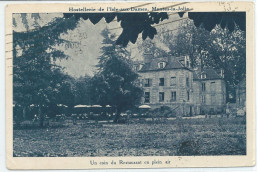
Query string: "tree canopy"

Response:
xmin=63 ymin=12 xmax=245 ymax=47
xmin=13 ymin=16 xmax=79 ymax=126
xmin=88 ymin=28 xmax=143 ymax=122
xmin=147 ymin=19 xmax=245 ymax=102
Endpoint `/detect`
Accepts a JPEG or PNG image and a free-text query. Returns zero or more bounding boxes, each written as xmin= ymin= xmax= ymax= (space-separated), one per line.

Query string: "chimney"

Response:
xmin=143 ymin=52 xmax=153 ymax=63
xmin=220 ymin=69 xmax=224 ymax=78
xmin=184 ymin=55 xmax=191 ymax=68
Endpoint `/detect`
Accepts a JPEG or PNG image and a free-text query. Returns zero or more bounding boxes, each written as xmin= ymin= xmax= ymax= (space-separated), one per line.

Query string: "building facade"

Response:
xmin=134 ymin=56 xmax=226 ymax=116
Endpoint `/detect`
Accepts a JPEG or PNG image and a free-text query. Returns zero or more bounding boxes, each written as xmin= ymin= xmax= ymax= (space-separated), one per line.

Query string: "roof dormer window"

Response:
xmin=135 ymin=65 xmax=139 ymax=71
xmin=139 ymin=64 xmax=144 ymax=70
xmin=134 ymin=64 xmax=144 ymax=71
xmin=158 ymin=62 xmax=166 ymax=69
xmin=201 ymin=73 xmax=207 ymax=79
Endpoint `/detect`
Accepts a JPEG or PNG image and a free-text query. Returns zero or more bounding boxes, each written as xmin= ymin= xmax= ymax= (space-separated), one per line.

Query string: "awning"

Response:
xmin=138 ymin=105 xmax=151 ymax=109
xmin=74 ymin=105 xmax=91 ymax=108
xmin=92 ymin=105 xmax=102 ymax=108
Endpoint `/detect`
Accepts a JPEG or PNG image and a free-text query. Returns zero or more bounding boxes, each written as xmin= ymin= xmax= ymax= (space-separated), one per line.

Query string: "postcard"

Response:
xmin=5 ymin=1 xmax=255 ymax=169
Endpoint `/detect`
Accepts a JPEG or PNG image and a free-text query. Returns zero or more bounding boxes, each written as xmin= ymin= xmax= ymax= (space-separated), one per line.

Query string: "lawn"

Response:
xmin=13 ymin=116 xmax=246 ymax=157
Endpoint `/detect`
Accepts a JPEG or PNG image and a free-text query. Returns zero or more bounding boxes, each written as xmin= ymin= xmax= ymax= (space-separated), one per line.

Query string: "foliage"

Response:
xmin=158 ymin=19 xmax=246 ymax=102
xmin=207 ymin=25 xmax=246 ymax=85
xmin=88 ymin=28 xmax=143 ymax=122
xmin=63 ymin=12 xmax=245 ymax=47
xmin=13 ymin=16 xmax=79 ymax=126
xmin=63 ymin=13 xmax=169 ymax=47
xmin=137 ymin=37 xmax=168 ymax=58
xmin=188 ymin=12 xmax=245 ymax=32
xmin=73 ymin=75 xmax=92 ymax=106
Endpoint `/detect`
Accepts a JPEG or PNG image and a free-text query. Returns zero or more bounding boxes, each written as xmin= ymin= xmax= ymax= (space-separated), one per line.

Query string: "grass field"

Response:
xmin=13 ymin=116 xmax=246 ymax=157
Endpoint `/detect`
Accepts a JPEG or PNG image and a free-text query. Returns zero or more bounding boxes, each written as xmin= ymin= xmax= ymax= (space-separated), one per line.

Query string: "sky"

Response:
xmin=13 ymin=13 xmax=186 ymax=78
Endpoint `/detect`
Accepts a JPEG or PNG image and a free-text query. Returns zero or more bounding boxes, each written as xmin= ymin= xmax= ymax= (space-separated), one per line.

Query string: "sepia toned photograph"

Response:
xmin=5 ymin=2 xmax=255 ymax=169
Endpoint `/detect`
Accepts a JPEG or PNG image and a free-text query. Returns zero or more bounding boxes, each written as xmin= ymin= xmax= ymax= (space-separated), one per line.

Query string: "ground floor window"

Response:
xmin=144 ymin=92 xmax=150 ymax=103
xmin=159 ymin=92 xmax=164 ymax=102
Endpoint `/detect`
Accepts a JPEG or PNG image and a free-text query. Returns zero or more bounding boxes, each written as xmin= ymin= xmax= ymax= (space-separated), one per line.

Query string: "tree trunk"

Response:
xmin=113 ymin=108 xmax=121 ymax=123
xmin=38 ymin=106 xmax=44 ymax=128
xmin=22 ymin=107 xmax=26 ymax=120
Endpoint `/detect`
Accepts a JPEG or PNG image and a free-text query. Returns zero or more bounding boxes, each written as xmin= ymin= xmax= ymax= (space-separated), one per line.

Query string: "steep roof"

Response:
xmin=193 ymin=67 xmax=223 ymax=80
xmin=135 ymin=56 xmax=223 ymax=81
xmin=138 ymin=56 xmax=190 ymax=72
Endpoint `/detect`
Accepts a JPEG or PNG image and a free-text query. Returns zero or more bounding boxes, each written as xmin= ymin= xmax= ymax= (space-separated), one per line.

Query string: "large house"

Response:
xmin=134 ymin=55 xmax=226 ymax=116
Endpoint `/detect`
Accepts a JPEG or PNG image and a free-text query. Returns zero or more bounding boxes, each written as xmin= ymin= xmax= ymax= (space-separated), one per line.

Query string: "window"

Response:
xmin=171 ymin=91 xmax=176 ymax=101
xmin=135 ymin=65 xmax=139 ymax=71
xmin=144 ymin=78 xmax=152 ymax=87
xmin=170 ymin=77 xmax=176 ymax=86
xmin=159 ymin=92 xmax=164 ymax=102
xmin=144 ymin=92 xmax=150 ymax=103
xmin=187 ymin=91 xmax=190 ymax=101
xmin=159 ymin=62 xmax=164 ymax=68
xmin=186 ymin=77 xmax=189 ymax=87
xmin=158 ymin=62 xmax=166 ymax=69
xmin=202 ymin=83 xmax=206 ymax=92
xmin=202 ymin=95 xmax=206 ymax=103
xmin=201 ymin=73 xmax=207 ymax=79
xmin=186 ymin=60 xmax=190 ymax=67
xmin=159 ymin=78 xmax=164 ymax=86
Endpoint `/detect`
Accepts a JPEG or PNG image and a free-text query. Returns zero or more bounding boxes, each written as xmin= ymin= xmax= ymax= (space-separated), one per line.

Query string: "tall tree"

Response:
xmin=90 ymin=28 xmax=143 ymax=122
xmin=13 ymin=16 xmax=79 ymax=127
xmin=172 ymin=21 xmax=245 ymax=102
xmin=148 ymin=19 xmax=246 ymax=102
xmin=73 ymin=75 xmax=92 ymax=106
xmin=206 ymin=25 xmax=246 ymax=102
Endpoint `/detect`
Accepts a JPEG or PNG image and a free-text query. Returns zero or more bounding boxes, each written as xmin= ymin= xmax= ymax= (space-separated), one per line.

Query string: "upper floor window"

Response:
xmin=170 ymin=77 xmax=176 ymax=86
xmin=159 ymin=78 xmax=164 ymax=86
xmin=186 ymin=77 xmax=190 ymax=87
xmin=144 ymin=78 xmax=152 ymax=87
xmin=187 ymin=91 xmax=190 ymax=101
xmin=171 ymin=91 xmax=177 ymax=101
xmin=202 ymin=83 xmax=206 ymax=92
xmin=158 ymin=62 xmax=166 ymax=69
xmin=186 ymin=60 xmax=190 ymax=67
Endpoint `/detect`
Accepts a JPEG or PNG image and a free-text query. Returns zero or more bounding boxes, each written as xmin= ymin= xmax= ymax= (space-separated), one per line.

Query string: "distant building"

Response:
xmin=236 ymin=78 xmax=246 ymax=109
xmin=134 ymin=55 xmax=226 ymax=116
